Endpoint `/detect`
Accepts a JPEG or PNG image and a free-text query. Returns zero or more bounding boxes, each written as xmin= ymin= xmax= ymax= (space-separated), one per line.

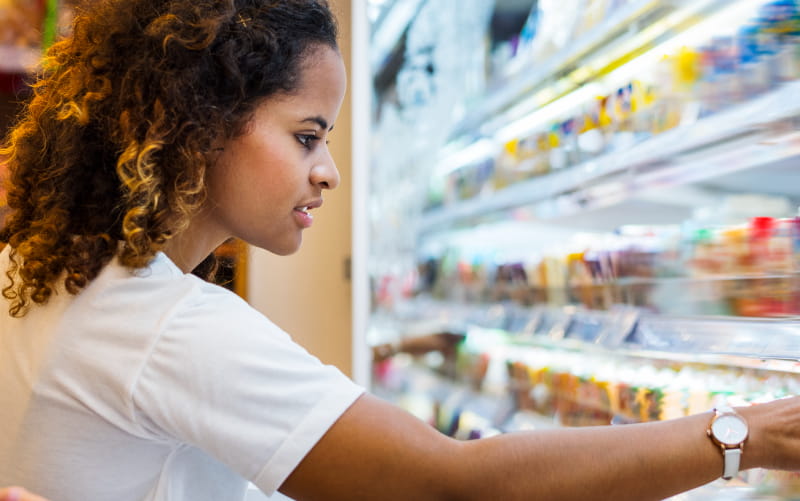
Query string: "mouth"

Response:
xmin=293 ymin=199 xmax=322 ymax=228
xmin=295 ymin=199 xmax=323 ymax=214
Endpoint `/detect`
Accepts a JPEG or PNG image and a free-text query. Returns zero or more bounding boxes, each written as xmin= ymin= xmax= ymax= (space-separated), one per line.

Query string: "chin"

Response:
xmin=264 ymin=238 xmax=303 ymax=256
xmin=245 ymin=229 xmax=304 ymax=256
xmin=272 ymin=248 xmax=299 ymax=256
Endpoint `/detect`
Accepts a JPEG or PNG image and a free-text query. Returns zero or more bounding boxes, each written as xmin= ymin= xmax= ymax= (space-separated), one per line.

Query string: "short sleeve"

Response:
xmin=132 ymin=284 xmax=364 ymax=495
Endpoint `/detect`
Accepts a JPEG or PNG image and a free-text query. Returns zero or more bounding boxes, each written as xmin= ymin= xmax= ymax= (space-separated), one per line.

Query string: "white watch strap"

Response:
xmin=722 ymin=448 xmax=741 ymax=480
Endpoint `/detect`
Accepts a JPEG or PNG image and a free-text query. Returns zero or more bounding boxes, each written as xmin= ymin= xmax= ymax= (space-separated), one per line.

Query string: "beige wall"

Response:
xmin=247 ymin=0 xmax=354 ymax=376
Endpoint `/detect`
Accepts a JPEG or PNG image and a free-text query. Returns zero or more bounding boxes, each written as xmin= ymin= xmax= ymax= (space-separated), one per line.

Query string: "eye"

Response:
xmin=296 ymin=134 xmax=320 ymax=149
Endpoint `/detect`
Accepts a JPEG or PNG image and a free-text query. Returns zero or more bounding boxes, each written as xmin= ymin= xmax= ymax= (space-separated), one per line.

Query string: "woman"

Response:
xmin=3 ymin=1 xmax=800 ymax=500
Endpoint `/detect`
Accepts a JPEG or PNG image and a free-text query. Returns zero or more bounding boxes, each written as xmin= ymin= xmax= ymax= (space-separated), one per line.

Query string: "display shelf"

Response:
xmin=371 ymin=297 xmax=800 ymax=498
xmin=526 ymin=315 xmax=800 ymax=372
xmin=450 ymin=0 xmax=727 ymax=140
xmin=629 ymin=314 xmax=800 ymax=362
xmin=420 ymin=80 xmax=800 ymax=234
xmin=375 ymin=297 xmax=800 ymax=370
xmin=373 ymin=310 xmax=800 ymax=438
xmin=373 ymin=351 xmax=779 ymax=500
xmin=534 ymin=126 xmax=800 ymax=227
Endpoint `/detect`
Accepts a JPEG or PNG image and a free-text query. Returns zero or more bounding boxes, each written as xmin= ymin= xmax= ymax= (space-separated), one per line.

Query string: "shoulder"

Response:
xmin=68 ymin=251 xmax=292 ymax=370
xmin=88 ymin=252 xmax=269 ymax=329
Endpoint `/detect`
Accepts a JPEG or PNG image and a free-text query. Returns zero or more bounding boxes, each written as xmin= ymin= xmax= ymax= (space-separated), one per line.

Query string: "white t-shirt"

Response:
xmin=0 ymin=247 xmax=364 ymax=501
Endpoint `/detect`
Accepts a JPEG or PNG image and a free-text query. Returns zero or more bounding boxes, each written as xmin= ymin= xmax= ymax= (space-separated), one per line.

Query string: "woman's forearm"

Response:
xmin=455 ymin=412 xmax=719 ymax=501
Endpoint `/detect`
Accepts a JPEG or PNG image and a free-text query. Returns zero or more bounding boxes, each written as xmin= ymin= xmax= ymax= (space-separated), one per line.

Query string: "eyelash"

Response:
xmin=296 ymin=134 xmax=332 ymax=150
xmin=296 ymin=134 xmax=321 ymax=149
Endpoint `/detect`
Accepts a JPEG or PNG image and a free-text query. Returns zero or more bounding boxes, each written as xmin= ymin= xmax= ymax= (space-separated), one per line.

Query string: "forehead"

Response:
xmin=259 ymin=45 xmax=346 ymax=118
xmin=294 ymin=45 xmax=346 ymax=95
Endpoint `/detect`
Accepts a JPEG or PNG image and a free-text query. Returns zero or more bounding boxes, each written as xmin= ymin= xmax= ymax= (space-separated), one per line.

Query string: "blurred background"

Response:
xmin=363 ymin=1 xmax=800 ymax=499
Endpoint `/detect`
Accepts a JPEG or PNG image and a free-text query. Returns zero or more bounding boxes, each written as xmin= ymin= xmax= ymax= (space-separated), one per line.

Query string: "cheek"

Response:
xmin=247 ymin=149 xmax=304 ymax=194
xmin=206 ymin=161 xmax=240 ymax=208
xmin=241 ymin=160 xmax=288 ymax=199
xmin=210 ymin=148 xmax=264 ymax=199
xmin=210 ymin=134 xmax=301 ymax=209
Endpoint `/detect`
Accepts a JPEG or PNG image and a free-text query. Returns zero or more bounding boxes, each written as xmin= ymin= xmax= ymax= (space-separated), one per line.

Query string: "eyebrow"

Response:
xmin=301 ymin=116 xmax=334 ymax=132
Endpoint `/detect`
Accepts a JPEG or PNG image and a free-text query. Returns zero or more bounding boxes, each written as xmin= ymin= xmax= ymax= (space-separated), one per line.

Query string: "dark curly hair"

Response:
xmin=0 ymin=0 xmax=338 ymax=316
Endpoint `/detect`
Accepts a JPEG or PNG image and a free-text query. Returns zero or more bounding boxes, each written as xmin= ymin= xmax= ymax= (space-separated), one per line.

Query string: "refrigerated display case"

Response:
xmin=362 ymin=0 xmax=800 ymax=498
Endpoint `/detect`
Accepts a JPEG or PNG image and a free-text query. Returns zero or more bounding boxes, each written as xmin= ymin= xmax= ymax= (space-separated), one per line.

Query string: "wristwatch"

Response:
xmin=706 ymin=405 xmax=749 ymax=480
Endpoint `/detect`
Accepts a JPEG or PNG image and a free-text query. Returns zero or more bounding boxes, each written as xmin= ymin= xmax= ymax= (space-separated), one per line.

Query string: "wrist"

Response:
xmin=735 ymin=404 xmax=767 ymax=471
xmin=707 ymin=405 xmax=749 ymax=480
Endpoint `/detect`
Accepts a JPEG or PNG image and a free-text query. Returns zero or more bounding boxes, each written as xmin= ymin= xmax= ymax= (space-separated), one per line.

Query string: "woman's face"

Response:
xmin=203 ymin=45 xmax=346 ymax=256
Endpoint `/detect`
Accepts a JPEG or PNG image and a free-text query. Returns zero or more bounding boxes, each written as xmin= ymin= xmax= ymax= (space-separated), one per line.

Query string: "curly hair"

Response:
xmin=0 ymin=0 xmax=338 ymax=316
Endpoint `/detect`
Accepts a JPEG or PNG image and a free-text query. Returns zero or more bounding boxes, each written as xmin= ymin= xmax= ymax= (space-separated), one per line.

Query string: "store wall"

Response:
xmin=246 ymin=0 xmax=354 ymax=376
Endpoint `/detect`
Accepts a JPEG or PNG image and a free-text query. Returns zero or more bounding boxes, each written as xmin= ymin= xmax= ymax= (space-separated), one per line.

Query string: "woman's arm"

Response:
xmin=280 ymin=393 xmax=800 ymax=501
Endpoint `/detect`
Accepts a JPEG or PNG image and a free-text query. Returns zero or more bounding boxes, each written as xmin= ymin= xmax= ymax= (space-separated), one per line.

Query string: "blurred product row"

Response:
xmin=426 ymin=0 xmax=800 ymax=211
xmin=372 ymin=323 xmax=800 ymax=499
xmin=388 ymin=214 xmax=800 ymax=318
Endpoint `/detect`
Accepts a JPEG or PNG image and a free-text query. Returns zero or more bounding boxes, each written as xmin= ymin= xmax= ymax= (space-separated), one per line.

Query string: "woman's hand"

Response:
xmin=0 ymin=487 xmax=49 ymax=501
xmin=740 ymin=395 xmax=800 ymax=472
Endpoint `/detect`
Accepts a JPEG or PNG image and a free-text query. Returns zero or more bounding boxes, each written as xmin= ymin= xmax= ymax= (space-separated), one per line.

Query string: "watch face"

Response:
xmin=712 ymin=414 xmax=748 ymax=446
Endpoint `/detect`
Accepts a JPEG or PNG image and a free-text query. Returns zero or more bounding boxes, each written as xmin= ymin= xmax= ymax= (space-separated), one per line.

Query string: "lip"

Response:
xmin=293 ymin=198 xmax=323 ymax=229
xmin=298 ymin=199 xmax=323 ymax=211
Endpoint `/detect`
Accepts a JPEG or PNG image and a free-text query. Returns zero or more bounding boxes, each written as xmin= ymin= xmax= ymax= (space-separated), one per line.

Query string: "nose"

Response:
xmin=310 ymin=149 xmax=340 ymax=190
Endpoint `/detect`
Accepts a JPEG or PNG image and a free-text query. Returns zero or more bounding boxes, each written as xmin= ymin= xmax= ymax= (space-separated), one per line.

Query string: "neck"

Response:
xmin=162 ymin=227 xmax=229 ymax=274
